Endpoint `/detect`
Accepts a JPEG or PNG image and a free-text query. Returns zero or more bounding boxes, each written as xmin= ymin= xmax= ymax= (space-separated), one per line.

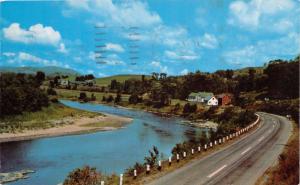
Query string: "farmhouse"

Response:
xmin=59 ymin=79 xmax=69 ymax=86
xmin=216 ymin=93 xmax=232 ymax=106
xmin=187 ymin=92 xmax=211 ymax=102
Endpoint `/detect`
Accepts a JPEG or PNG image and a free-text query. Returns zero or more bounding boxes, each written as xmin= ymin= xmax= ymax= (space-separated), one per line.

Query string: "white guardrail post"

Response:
xmin=146 ymin=164 xmax=150 ymax=174
xmin=119 ymin=174 xmax=123 ymax=185
xmin=134 ymin=169 xmax=137 ymax=179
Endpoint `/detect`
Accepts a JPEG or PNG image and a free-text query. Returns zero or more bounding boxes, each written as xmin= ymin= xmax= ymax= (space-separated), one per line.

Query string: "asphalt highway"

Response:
xmin=146 ymin=112 xmax=292 ymax=185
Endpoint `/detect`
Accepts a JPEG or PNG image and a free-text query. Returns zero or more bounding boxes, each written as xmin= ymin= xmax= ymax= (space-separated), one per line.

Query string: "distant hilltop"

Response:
xmin=0 ymin=66 xmax=80 ymax=76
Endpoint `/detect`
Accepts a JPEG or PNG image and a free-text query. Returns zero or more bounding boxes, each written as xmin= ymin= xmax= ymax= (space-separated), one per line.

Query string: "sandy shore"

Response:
xmin=0 ymin=114 xmax=132 ymax=143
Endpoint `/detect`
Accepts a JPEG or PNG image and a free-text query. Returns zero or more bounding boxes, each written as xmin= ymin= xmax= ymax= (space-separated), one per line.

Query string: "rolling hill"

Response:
xmin=0 ymin=66 xmax=80 ymax=76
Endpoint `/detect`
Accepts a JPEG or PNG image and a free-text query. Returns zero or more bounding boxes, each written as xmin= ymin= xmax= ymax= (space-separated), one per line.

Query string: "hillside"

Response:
xmin=233 ymin=67 xmax=264 ymax=76
xmin=0 ymin=66 xmax=80 ymax=76
xmin=95 ymin=74 xmax=150 ymax=86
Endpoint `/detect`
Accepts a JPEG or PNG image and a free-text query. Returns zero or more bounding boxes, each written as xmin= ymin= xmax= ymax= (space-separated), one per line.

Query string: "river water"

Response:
xmin=0 ymin=100 xmax=204 ymax=185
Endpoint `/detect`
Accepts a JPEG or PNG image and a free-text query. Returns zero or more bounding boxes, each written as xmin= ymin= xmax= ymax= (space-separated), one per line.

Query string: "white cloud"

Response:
xmin=5 ymin=52 xmax=61 ymax=66
xmin=150 ymin=61 xmax=161 ymax=67
xmin=18 ymin=52 xmax=43 ymax=63
xmin=88 ymin=51 xmax=101 ymax=60
xmin=66 ymin=0 xmax=161 ymax=27
xmin=228 ymin=0 xmax=298 ymax=32
xmin=98 ymin=72 xmax=107 ymax=77
xmin=223 ymin=32 xmax=300 ymax=67
xmin=87 ymin=70 xmax=94 ymax=74
xmin=3 ymin=23 xmax=62 ymax=45
xmin=2 ymin=52 xmax=16 ymax=57
xmin=180 ymin=69 xmax=189 ymax=75
xmin=65 ymin=0 xmax=89 ymax=10
xmin=223 ymin=46 xmax=256 ymax=66
xmin=164 ymin=50 xmax=199 ymax=61
xmin=58 ymin=43 xmax=68 ymax=54
xmin=105 ymin=43 xmax=124 ymax=52
xmin=149 ymin=60 xmax=168 ymax=73
xmin=199 ymin=33 xmax=218 ymax=49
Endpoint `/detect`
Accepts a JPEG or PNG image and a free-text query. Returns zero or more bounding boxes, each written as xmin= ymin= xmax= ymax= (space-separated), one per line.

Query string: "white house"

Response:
xmin=187 ymin=92 xmax=214 ymax=103
xmin=207 ymin=96 xmax=218 ymax=106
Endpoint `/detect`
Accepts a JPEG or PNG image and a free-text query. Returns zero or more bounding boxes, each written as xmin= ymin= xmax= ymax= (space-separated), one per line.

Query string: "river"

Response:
xmin=0 ymin=100 xmax=205 ymax=185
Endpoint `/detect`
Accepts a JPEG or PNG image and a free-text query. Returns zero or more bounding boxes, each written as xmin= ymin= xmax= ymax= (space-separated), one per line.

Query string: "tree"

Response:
xmin=78 ymin=92 xmax=87 ymax=102
xmin=144 ymin=146 xmax=159 ymax=167
xmin=35 ymin=71 xmax=45 ymax=85
xmin=114 ymin=93 xmax=121 ymax=103
xmin=106 ymin=95 xmax=114 ymax=103
xmin=63 ymin=166 xmax=100 ymax=185
xmin=129 ymin=94 xmax=141 ymax=104
xmin=0 ymin=73 xmax=49 ymax=117
xmin=47 ymin=88 xmax=57 ymax=95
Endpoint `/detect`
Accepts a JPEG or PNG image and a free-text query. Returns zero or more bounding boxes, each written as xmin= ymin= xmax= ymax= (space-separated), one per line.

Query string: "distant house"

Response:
xmin=59 ymin=79 xmax=69 ymax=86
xmin=187 ymin=92 xmax=214 ymax=103
xmin=216 ymin=93 xmax=232 ymax=106
xmin=207 ymin=96 xmax=218 ymax=106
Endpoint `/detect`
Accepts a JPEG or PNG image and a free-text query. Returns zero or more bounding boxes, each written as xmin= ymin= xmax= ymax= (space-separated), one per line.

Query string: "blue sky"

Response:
xmin=1 ymin=0 xmax=299 ymax=77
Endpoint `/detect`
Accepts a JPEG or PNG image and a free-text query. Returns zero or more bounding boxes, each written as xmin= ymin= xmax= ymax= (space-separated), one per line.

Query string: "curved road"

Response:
xmin=146 ymin=112 xmax=292 ymax=185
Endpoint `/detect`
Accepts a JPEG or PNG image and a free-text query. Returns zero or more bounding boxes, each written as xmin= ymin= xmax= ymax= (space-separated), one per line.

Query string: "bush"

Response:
xmin=63 ymin=166 xmax=100 ymax=185
xmin=47 ymin=88 xmax=57 ymax=95
xmin=106 ymin=95 xmax=114 ymax=103
xmin=129 ymin=94 xmax=142 ymax=104
xmin=144 ymin=146 xmax=159 ymax=167
xmin=91 ymin=93 xmax=96 ymax=101
xmin=183 ymin=103 xmax=197 ymax=114
xmin=114 ymin=93 xmax=121 ymax=103
xmin=78 ymin=92 xmax=89 ymax=102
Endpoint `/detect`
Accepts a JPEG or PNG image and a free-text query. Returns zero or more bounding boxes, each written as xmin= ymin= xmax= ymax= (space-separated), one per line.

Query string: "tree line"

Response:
xmin=0 ymin=72 xmax=49 ymax=117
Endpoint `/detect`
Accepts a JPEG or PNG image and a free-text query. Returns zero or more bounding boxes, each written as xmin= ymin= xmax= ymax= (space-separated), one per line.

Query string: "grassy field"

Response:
xmin=64 ymin=74 xmax=149 ymax=86
xmin=55 ymin=88 xmax=130 ymax=101
xmin=0 ymin=103 xmax=102 ymax=133
xmin=95 ymin=74 xmax=150 ymax=86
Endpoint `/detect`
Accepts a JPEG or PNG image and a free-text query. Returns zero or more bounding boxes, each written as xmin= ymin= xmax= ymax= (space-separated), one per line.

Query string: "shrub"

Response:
xmin=63 ymin=166 xmax=100 ymax=185
xmin=106 ymin=95 xmax=114 ymax=103
xmin=47 ymin=88 xmax=57 ymax=95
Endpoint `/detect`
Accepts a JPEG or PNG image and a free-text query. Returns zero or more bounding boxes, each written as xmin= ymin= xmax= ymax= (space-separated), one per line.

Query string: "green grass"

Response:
xmin=95 ymin=74 xmax=150 ymax=86
xmin=63 ymin=74 xmax=150 ymax=87
xmin=0 ymin=103 xmax=101 ymax=133
xmin=56 ymin=88 xmax=130 ymax=101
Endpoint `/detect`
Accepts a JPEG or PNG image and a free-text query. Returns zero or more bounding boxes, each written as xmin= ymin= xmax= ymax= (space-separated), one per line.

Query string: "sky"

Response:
xmin=1 ymin=0 xmax=299 ymax=77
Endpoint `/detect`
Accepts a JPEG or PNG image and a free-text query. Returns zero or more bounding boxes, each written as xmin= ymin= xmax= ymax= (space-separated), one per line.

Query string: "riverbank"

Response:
xmin=0 ymin=103 xmax=132 ymax=143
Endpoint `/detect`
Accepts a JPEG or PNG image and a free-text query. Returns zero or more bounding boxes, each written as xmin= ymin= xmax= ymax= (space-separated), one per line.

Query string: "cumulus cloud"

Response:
xmin=3 ymin=23 xmax=61 ymax=45
xmin=3 ymin=23 xmax=68 ymax=54
xmin=180 ymin=69 xmax=189 ymax=75
xmin=228 ymin=0 xmax=298 ymax=33
xmin=164 ymin=50 xmax=199 ymax=61
xmin=2 ymin=51 xmax=63 ymax=67
xmin=65 ymin=0 xmax=161 ymax=27
xmin=58 ymin=43 xmax=68 ymax=54
xmin=150 ymin=60 xmax=168 ymax=73
xmin=2 ymin=52 xmax=16 ymax=57
xmin=222 ymin=32 xmax=300 ymax=67
xmin=198 ymin=33 xmax=218 ymax=49
xmin=105 ymin=43 xmax=124 ymax=52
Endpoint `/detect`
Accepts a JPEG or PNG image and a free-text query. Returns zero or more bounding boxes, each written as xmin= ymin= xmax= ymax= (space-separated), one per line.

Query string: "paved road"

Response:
xmin=146 ymin=112 xmax=292 ymax=185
